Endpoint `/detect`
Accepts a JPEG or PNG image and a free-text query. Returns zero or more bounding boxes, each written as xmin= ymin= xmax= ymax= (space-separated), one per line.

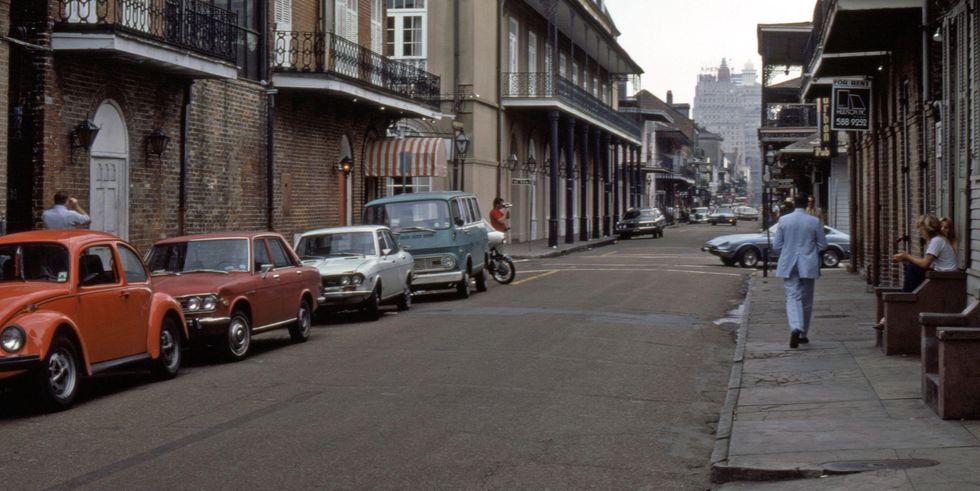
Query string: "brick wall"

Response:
xmin=0 ymin=0 xmax=8 ymax=225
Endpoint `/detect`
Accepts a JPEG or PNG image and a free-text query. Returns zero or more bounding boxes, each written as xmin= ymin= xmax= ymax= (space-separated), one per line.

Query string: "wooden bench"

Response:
xmin=874 ymin=271 xmax=967 ymax=355
xmin=920 ymin=302 xmax=980 ymax=419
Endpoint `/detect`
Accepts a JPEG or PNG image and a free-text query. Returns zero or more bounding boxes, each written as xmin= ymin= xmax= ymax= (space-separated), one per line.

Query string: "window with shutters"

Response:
xmin=274 ymin=0 xmax=291 ymax=32
xmin=508 ymin=18 xmax=519 ymax=73
xmin=335 ymin=0 xmax=358 ymax=42
xmin=372 ymin=0 xmax=383 ymax=53
xmin=527 ymin=31 xmax=537 ymax=95
xmin=386 ymin=0 xmax=426 ymax=69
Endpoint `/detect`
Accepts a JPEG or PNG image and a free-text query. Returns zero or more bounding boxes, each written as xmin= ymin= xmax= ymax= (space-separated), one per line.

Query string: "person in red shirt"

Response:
xmin=489 ymin=197 xmax=510 ymax=233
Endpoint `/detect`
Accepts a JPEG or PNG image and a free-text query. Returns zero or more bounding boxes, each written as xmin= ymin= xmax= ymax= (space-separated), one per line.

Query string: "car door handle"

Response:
xmin=295 ymin=270 xmax=303 ymax=275
xmin=119 ymin=291 xmax=129 ymax=299
xmin=272 ymin=274 xmax=280 ymax=280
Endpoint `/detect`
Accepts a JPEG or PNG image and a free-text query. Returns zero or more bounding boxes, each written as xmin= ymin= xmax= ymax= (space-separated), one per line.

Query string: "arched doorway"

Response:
xmin=89 ymin=100 xmax=129 ymax=240
xmin=340 ymin=135 xmax=353 ymax=226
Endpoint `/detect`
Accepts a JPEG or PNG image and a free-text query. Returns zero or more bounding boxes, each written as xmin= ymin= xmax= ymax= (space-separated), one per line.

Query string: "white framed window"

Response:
xmin=508 ymin=17 xmax=519 ymax=73
xmin=528 ymin=31 xmax=537 ymax=95
xmin=572 ymin=61 xmax=578 ymax=85
xmin=371 ymin=0 xmax=383 ymax=53
xmin=335 ymin=0 xmax=358 ymax=42
xmin=386 ymin=177 xmax=432 ymax=195
xmin=386 ymin=0 xmax=426 ymax=64
xmin=559 ymin=53 xmax=567 ymax=78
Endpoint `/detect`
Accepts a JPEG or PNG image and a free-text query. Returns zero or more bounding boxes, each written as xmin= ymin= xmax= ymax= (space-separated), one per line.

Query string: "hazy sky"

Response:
xmin=605 ymin=0 xmax=816 ymax=105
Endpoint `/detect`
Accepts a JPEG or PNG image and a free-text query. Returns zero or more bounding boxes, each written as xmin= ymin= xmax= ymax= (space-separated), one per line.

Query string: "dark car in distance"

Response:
xmin=702 ymin=224 xmax=851 ymax=268
xmin=708 ymin=207 xmax=737 ymax=226
xmin=616 ymin=208 xmax=665 ymax=239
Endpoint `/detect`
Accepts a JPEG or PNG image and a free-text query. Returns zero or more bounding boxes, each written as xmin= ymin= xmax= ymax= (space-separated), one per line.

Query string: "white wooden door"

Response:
xmin=90 ymin=157 xmax=128 ymax=239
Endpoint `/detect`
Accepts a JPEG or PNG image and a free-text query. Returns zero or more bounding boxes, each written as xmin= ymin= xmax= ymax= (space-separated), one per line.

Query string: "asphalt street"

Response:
xmin=0 ymin=222 xmax=760 ymax=490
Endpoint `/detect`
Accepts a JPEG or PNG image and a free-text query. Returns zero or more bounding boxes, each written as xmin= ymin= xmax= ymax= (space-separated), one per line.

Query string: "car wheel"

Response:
xmin=739 ymin=248 xmax=761 ymax=268
xmin=475 ymin=268 xmax=488 ymax=292
xmin=152 ymin=316 xmax=182 ymax=379
xmin=364 ymin=286 xmax=382 ymax=321
xmin=288 ymin=299 xmax=312 ymax=343
xmin=396 ymin=285 xmax=412 ymax=311
xmin=224 ymin=310 xmax=252 ymax=361
xmin=457 ymin=270 xmax=471 ymax=299
xmin=822 ymin=249 xmax=841 ymax=268
xmin=732 ymin=220 xmax=737 ymax=226
xmin=36 ymin=334 xmax=80 ymax=411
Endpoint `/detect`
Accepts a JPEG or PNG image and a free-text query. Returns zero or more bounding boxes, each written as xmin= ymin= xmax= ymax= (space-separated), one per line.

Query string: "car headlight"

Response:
xmin=340 ymin=276 xmax=351 ymax=286
xmin=351 ymin=274 xmax=364 ymax=286
xmin=441 ymin=255 xmax=457 ymax=270
xmin=1 ymin=325 xmax=25 ymax=353
xmin=201 ymin=295 xmax=218 ymax=311
xmin=186 ymin=296 xmax=202 ymax=312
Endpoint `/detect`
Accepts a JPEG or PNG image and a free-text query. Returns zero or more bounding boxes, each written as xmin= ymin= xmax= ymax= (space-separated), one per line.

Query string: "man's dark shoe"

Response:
xmin=799 ymin=336 xmax=810 ymax=344
xmin=790 ymin=330 xmax=800 ymax=348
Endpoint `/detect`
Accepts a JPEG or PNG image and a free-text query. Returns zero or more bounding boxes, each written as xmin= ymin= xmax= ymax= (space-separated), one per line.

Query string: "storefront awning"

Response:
xmin=364 ymin=138 xmax=448 ymax=177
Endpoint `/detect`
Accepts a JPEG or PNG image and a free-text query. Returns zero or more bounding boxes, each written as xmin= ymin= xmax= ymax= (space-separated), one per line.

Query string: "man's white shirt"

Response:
xmin=42 ymin=205 xmax=90 ymax=229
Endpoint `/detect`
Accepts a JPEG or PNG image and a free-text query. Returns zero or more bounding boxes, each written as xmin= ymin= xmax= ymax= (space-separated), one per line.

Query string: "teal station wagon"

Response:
xmin=363 ymin=192 xmax=489 ymax=298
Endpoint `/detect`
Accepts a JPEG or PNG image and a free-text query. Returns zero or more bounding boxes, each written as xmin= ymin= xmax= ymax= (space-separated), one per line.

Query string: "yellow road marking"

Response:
xmin=512 ymin=270 xmax=559 ymax=285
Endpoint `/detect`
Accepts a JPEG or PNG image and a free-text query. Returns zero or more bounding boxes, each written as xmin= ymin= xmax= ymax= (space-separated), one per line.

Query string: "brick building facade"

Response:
xmin=4 ymin=0 xmax=440 ymax=251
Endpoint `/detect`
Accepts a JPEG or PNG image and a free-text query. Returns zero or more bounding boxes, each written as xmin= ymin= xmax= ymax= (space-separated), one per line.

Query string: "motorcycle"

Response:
xmin=484 ymin=222 xmax=516 ymax=284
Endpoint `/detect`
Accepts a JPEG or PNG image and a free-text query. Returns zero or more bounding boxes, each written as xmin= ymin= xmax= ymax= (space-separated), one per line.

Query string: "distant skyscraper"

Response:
xmin=693 ymin=59 xmax=762 ymax=203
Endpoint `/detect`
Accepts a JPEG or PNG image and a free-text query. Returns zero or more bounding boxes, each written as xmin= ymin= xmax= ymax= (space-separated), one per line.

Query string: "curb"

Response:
xmin=510 ymin=237 xmax=617 ymax=259
xmin=709 ymin=273 xmax=752 ymax=484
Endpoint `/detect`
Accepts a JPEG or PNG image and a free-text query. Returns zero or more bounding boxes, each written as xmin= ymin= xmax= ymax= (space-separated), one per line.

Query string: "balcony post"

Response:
xmin=548 ymin=111 xmax=560 ymax=248
xmin=623 ymin=144 xmax=630 ymax=211
xmin=631 ymin=145 xmax=640 ymax=207
xmin=565 ymin=117 xmax=576 ymax=244
xmin=612 ymin=137 xmax=620 ymax=228
xmin=602 ymin=132 xmax=611 ymax=237
xmin=579 ymin=123 xmax=590 ymax=242
xmin=592 ymin=128 xmax=601 ymax=239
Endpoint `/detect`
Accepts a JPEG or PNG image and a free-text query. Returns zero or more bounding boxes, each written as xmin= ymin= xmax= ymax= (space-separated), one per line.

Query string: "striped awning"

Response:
xmin=364 ymin=138 xmax=448 ymax=177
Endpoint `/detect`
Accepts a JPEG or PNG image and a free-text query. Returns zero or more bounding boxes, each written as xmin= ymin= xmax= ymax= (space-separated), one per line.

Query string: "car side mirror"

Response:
xmin=381 ymin=248 xmax=393 ymax=256
xmin=259 ymin=263 xmax=274 ymax=274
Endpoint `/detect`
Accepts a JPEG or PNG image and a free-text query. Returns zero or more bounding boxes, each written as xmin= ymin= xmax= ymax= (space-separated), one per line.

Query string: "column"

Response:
xmin=601 ymin=132 xmax=611 ymax=237
xmin=578 ymin=123 xmax=590 ymax=242
xmin=591 ymin=128 xmax=601 ymax=239
xmin=612 ymin=137 xmax=620 ymax=228
xmin=622 ymin=143 xmax=630 ymax=211
xmin=632 ymin=145 xmax=640 ymax=208
xmin=548 ymin=111 xmax=560 ymax=248
xmin=564 ymin=117 xmax=576 ymax=244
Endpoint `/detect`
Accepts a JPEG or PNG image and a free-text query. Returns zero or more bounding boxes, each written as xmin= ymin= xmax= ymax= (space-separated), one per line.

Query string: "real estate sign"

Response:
xmin=831 ymin=79 xmax=871 ymax=131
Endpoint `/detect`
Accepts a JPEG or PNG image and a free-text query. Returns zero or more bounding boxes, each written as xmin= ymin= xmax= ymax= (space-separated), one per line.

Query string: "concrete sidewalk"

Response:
xmin=506 ymin=236 xmax=616 ymax=259
xmin=713 ymin=268 xmax=980 ymax=489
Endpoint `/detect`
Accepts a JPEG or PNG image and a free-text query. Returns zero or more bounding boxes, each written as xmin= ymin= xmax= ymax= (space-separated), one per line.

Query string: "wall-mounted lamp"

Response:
xmin=70 ymin=118 xmax=100 ymax=164
xmin=506 ymin=153 xmax=519 ymax=171
xmin=146 ymin=129 xmax=170 ymax=158
xmin=337 ymin=156 xmax=353 ymax=176
xmin=933 ymin=27 xmax=943 ymax=43
xmin=453 ymin=128 xmax=469 ymax=158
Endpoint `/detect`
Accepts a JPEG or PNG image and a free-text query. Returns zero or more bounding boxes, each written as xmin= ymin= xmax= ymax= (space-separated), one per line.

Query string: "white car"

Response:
xmin=294 ymin=225 xmax=414 ymax=320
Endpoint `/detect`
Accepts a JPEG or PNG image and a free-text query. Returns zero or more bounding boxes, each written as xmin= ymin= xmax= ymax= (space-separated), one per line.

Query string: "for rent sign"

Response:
xmin=831 ymin=79 xmax=871 ymax=131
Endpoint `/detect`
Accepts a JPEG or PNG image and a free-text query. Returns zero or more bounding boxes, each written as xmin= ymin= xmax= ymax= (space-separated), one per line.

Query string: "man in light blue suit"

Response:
xmin=773 ymin=193 xmax=828 ymax=348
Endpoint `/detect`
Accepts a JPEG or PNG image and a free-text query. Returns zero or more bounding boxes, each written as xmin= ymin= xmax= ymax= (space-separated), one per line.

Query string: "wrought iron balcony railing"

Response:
xmin=56 ymin=0 xmax=238 ymax=62
xmin=764 ymin=103 xmax=818 ymax=129
xmin=503 ymin=72 xmax=641 ymax=138
xmin=273 ymin=31 xmax=440 ymax=110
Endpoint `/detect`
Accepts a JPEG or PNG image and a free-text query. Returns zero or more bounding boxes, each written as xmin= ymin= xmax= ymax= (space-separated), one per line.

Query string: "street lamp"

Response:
xmin=454 ymin=128 xmax=469 ymax=190
xmin=507 ymin=153 xmax=520 ymax=171
xmin=146 ymin=129 xmax=170 ymax=159
xmin=763 ymin=145 xmax=777 ymax=277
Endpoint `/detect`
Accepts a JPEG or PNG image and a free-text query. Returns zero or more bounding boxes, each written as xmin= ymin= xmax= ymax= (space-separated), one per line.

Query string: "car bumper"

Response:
xmin=412 ymin=270 xmax=464 ymax=287
xmin=318 ymin=290 xmax=373 ymax=306
xmin=0 ymin=354 xmax=41 ymax=372
xmin=616 ymin=225 xmax=662 ymax=234
xmin=185 ymin=315 xmax=231 ymax=336
xmin=702 ymin=246 xmax=734 ymax=258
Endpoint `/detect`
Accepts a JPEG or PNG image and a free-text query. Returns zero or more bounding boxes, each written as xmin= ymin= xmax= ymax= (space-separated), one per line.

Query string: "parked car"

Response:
xmin=0 ymin=230 xmax=186 ymax=410
xmin=363 ymin=191 xmax=490 ymax=298
xmin=702 ymin=224 xmax=851 ymax=268
xmin=147 ymin=232 xmax=319 ymax=361
xmin=734 ymin=205 xmax=760 ymax=221
xmin=691 ymin=207 xmax=710 ymax=223
xmin=294 ymin=225 xmax=413 ymax=320
xmin=616 ymin=208 xmax=666 ymax=238
xmin=708 ymin=207 xmax=738 ymax=226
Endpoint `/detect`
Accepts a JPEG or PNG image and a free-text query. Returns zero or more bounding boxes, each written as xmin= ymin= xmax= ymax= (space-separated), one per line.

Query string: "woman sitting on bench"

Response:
xmin=874 ymin=215 xmax=959 ymax=331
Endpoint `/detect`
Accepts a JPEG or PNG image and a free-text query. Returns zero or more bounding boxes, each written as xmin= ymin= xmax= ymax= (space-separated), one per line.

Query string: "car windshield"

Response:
xmin=0 ymin=243 xmax=70 ymax=283
xmin=297 ymin=232 xmax=376 ymax=258
xmin=716 ymin=208 xmax=733 ymax=214
xmin=364 ymin=200 xmax=451 ymax=233
xmin=623 ymin=210 xmax=641 ymax=219
xmin=640 ymin=210 xmax=660 ymax=219
xmin=147 ymin=239 xmax=249 ymax=275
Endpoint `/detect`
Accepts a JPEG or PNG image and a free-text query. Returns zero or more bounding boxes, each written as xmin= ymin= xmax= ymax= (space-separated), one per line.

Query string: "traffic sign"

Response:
xmin=511 ymin=177 xmax=531 ymax=185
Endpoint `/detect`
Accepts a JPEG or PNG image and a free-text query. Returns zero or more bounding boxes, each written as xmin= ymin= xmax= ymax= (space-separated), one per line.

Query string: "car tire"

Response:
xmin=739 ymin=248 xmax=761 ymax=268
xmin=36 ymin=334 xmax=80 ymax=411
xmin=288 ymin=299 xmax=312 ymax=343
xmin=732 ymin=220 xmax=738 ymax=226
xmin=151 ymin=316 xmax=182 ymax=380
xmin=396 ymin=284 xmax=412 ymax=311
xmin=822 ymin=249 xmax=841 ymax=268
xmin=223 ymin=310 xmax=252 ymax=362
xmin=475 ymin=268 xmax=489 ymax=292
xmin=457 ymin=270 xmax=471 ymax=299
xmin=364 ymin=286 xmax=382 ymax=321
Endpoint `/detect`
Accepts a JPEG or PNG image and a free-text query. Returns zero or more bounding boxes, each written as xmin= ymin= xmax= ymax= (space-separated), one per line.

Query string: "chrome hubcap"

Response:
xmin=160 ymin=329 xmax=179 ymax=369
xmin=48 ymin=350 xmax=76 ymax=399
xmin=229 ymin=318 xmax=249 ymax=355
xmin=298 ymin=307 xmax=311 ymax=334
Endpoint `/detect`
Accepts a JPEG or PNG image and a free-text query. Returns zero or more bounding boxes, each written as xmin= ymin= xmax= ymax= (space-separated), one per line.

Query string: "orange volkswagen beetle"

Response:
xmin=0 ymin=230 xmax=187 ymax=410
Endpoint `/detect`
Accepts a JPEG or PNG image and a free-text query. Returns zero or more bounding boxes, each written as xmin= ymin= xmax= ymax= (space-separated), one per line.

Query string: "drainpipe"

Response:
xmin=920 ymin=0 xmax=929 ymax=213
xmin=496 ymin=0 xmax=505 ymax=197
xmin=178 ymin=81 xmax=192 ymax=235
xmin=453 ymin=0 xmax=461 ymax=190
xmin=266 ymin=90 xmax=276 ymax=231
